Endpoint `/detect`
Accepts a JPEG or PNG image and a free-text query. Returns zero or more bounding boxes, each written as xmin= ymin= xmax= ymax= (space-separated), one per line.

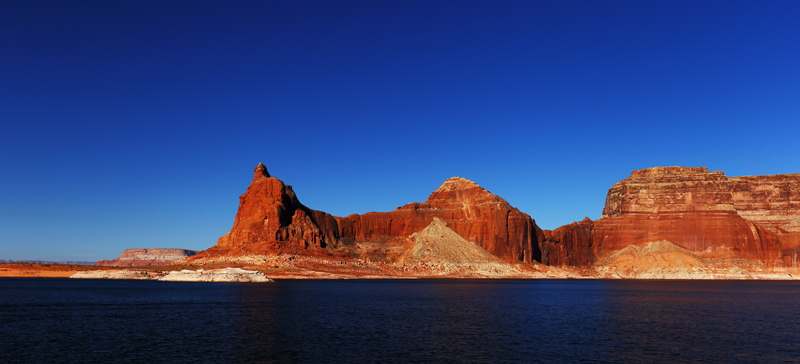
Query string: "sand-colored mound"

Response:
xmin=395 ymin=218 xmax=522 ymax=277
xmin=598 ymin=240 xmax=711 ymax=279
xmin=398 ymin=218 xmax=504 ymax=264
xmin=596 ymin=240 xmax=796 ymax=279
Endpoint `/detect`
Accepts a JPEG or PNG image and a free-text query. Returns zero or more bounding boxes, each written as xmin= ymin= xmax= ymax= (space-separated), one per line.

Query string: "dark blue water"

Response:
xmin=1 ymin=278 xmax=799 ymax=363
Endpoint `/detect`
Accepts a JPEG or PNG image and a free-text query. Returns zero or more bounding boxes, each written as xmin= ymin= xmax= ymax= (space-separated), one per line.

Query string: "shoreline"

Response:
xmin=3 ymin=261 xmax=796 ymax=281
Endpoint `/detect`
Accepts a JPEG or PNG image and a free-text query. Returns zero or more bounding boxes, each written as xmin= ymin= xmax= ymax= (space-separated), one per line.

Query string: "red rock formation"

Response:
xmin=195 ymin=163 xmax=341 ymax=259
xmin=541 ymin=217 xmax=595 ymax=267
xmin=195 ymin=163 xmax=796 ymax=275
xmin=193 ymin=165 xmax=543 ymax=265
xmin=728 ymin=174 xmax=800 ymax=269
xmin=97 ymin=248 xmax=199 ymax=266
xmin=337 ymin=177 xmax=543 ymax=264
xmin=544 ymin=167 xmax=786 ymax=270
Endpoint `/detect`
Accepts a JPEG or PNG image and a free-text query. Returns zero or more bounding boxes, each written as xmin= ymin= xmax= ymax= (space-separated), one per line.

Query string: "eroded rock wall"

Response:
xmin=729 ymin=174 xmax=800 ymax=270
xmin=337 ymin=177 xmax=543 ymax=264
xmin=197 ymin=163 xmax=341 ymax=258
xmin=541 ymin=218 xmax=595 ymax=267
xmin=194 ymin=165 xmax=543 ymax=266
xmin=544 ymin=167 xmax=787 ymax=270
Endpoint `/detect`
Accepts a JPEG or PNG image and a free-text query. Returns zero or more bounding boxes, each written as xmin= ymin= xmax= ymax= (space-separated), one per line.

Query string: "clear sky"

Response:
xmin=2 ymin=1 xmax=799 ymax=261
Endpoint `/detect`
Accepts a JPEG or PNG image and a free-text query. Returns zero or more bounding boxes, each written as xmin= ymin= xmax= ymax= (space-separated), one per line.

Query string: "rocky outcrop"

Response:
xmin=541 ymin=217 xmax=595 ymax=267
xmin=188 ymin=163 xmax=798 ymax=278
xmin=194 ymin=163 xmax=342 ymax=258
xmin=398 ymin=218 xmax=505 ymax=265
xmin=545 ymin=167 xmax=787 ymax=271
xmin=597 ymin=240 xmax=707 ymax=279
xmin=159 ymin=268 xmax=271 ymax=282
xmin=337 ymin=177 xmax=543 ymax=264
xmin=392 ymin=218 xmax=523 ymax=277
xmin=96 ymin=249 xmax=199 ymax=266
xmin=594 ymin=240 xmax=792 ymax=279
xmin=71 ymin=269 xmax=166 ymax=279
xmin=728 ymin=174 xmax=800 ymax=270
xmin=70 ymin=268 xmax=271 ymax=282
xmin=192 ymin=164 xmax=544 ymax=266
xmin=595 ymin=167 xmax=783 ymax=265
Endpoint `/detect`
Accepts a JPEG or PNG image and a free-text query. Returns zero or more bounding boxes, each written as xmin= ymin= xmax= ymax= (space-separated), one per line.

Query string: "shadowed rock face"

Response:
xmin=96 ymin=249 xmax=199 ymax=266
xmin=541 ymin=217 xmax=595 ymax=267
xmin=544 ymin=167 xmax=786 ymax=270
xmin=193 ymin=164 xmax=543 ymax=265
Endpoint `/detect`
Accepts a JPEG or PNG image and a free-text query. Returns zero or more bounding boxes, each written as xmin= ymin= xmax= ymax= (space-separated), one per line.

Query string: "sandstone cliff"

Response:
xmin=186 ymin=163 xmax=798 ymax=279
xmin=336 ymin=177 xmax=543 ymax=264
xmin=191 ymin=164 xmax=544 ymax=266
xmin=728 ymin=174 xmax=800 ymax=269
xmin=195 ymin=163 xmax=342 ymax=258
xmin=70 ymin=268 xmax=271 ymax=282
xmin=96 ymin=248 xmax=199 ymax=266
xmin=544 ymin=167 xmax=787 ymax=272
xmin=158 ymin=268 xmax=271 ymax=282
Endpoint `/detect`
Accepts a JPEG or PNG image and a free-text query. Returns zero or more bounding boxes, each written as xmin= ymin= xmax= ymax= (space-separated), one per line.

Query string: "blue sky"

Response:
xmin=2 ymin=1 xmax=799 ymax=261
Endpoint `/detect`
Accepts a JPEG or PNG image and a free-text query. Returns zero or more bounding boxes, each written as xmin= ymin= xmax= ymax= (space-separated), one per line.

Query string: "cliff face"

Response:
xmin=197 ymin=163 xmax=341 ymax=258
xmin=728 ymin=174 xmax=800 ymax=268
xmin=193 ymin=163 xmax=797 ymax=276
xmin=337 ymin=177 xmax=543 ymax=264
xmin=544 ymin=167 xmax=786 ymax=270
xmin=541 ymin=218 xmax=595 ymax=267
xmin=96 ymin=248 xmax=199 ymax=266
xmin=194 ymin=165 xmax=543 ymax=265
xmin=596 ymin=167 xmax=783 ymax=264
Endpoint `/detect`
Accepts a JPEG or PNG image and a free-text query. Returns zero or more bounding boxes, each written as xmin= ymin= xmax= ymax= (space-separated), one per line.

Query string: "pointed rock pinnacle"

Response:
xmin=254 ymin=163 xmax=270 ymax=181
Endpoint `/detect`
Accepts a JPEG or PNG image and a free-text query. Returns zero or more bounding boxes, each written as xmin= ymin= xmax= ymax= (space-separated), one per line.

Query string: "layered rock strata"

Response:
xmin=594 ymin=240 xmax=793 ymax=280
xmin=541 ymin=217 xmax=595 ymax=267
xmin=728 ymin=174 xmax=800 ymax=269
xmin=336 ymin=177 xmax=543 ymax=264
xmin=544 ymin=167 xmax=787 ymax=271
xmin=192 ymin=164 xmax=544 ymax=266
xmin=96 ymin=248 xmax=199 ymax=266
xmin=189 ymin=163 xmax=797 ymax=278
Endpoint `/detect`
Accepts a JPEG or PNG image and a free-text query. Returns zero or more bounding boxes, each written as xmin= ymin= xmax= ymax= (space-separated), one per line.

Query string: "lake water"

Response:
xmin=1 ymin=278 xmax=799 ymax=363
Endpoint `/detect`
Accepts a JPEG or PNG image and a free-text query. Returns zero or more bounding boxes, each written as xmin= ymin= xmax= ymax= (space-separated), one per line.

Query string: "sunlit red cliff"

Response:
xmin=182 ymin=164 xmax=800 ymax=279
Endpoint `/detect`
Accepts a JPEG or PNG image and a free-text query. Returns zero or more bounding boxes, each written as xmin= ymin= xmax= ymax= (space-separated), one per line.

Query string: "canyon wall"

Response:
xmin=193 ymin=164 xmax=543 ymax=265
xmin=544 ymin=167 xmax=789 ymax=271
xmin=194 ymin=163 xmax=798 ymax=275
xmin=336 ymin=177 xmax=543 ymax=264
xmin=197 ymin=163 xmax=341 ymax=258
xmin=729 ymin=174 xmax=800 ymax=268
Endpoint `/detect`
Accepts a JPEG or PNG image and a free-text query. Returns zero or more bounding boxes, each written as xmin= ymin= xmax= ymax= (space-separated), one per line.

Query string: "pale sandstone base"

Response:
xmin=70 ymin=268 xmax=272 ymax=282
xmin=159 ymin=268 xmax=271 ymax=282
xmin=70 ymin=269 xmax=166 ymax=280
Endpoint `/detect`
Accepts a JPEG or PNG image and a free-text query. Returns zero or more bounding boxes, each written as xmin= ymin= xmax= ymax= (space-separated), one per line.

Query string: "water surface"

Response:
xmin=1 ymin=278 xmax=798 ymax=363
